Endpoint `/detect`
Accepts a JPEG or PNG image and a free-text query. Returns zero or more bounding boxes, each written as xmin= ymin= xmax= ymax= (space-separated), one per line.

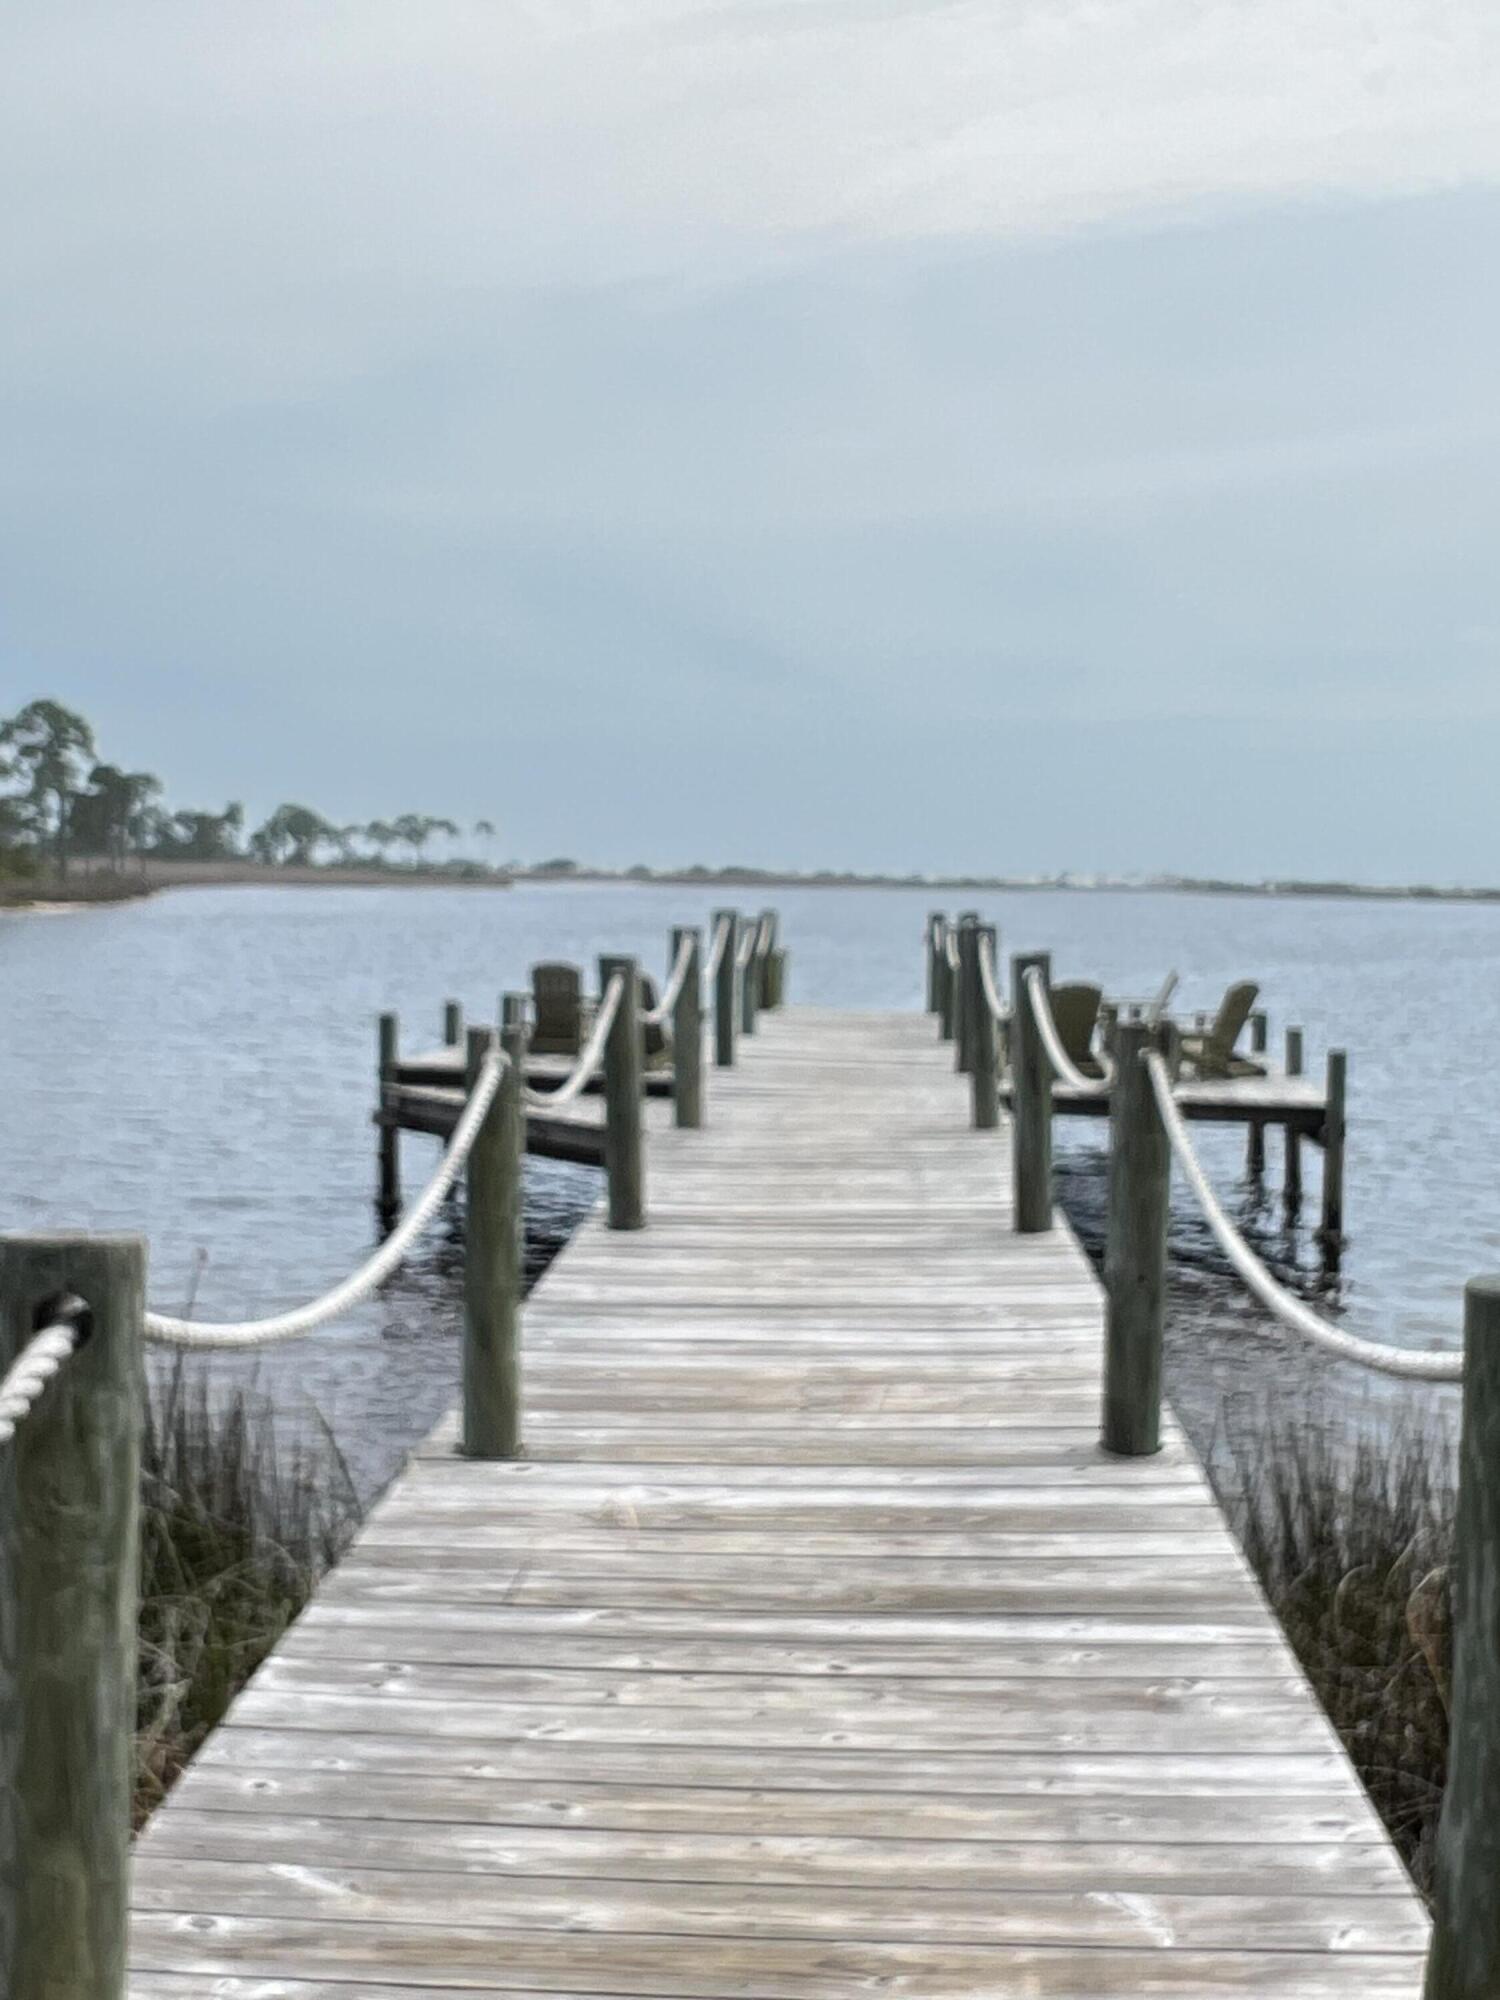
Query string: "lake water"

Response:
xmin=3 ymin=881 xmax=1490 ymax=1493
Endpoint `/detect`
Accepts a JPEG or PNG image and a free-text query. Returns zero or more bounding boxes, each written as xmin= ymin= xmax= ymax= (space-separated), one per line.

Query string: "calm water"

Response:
xmin=3 ymin=881 xmax=1491 ymax=1491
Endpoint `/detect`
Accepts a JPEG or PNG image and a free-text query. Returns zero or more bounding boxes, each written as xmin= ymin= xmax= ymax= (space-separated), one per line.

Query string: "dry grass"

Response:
xmin=1216 ymin=1399 xmax=1453 ymax=1896
xmin=135 ymin=1364 xmax=359 ymax=1822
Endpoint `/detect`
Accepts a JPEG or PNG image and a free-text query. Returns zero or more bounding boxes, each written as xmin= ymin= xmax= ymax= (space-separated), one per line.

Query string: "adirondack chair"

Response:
xmin=530 ymin=962 xmax=589 ymax=1056
xmin=1179 ymin=980 xmax=1264 ymax=1078
xmin=1048 ymin=982 xmax=1107 ymax=1081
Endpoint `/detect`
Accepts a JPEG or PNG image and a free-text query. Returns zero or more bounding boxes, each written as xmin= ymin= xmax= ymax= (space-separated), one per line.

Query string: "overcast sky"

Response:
xmin=3 ymin=3 xmax=1499 ymax=881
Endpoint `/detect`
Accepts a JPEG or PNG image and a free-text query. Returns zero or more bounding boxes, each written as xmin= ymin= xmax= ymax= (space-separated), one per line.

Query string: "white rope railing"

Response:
xmin=1024 ymin=966 xmax=1114 ymax=1092
xmin=977 ymin=934 xmax=1008 ymax=1025
xmin=523 ymin=972 xmax=623 ymax=1111
xmin=143 ymin=1049 xmax=506 ymax=1350
xmin=643 ymin=932 xmax=694 ymax=1028
xmin=1143 ymin=1049 xmax=1462 ymax=1383
xmin=0 ymin=1319 xmax=81 ymax=1445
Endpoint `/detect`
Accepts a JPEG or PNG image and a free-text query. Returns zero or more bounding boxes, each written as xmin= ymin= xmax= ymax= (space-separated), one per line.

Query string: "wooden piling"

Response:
xmin=925 ymin=912 xmax=945 ymax=1013
xmin=1102 ymin=1023 xmax=1167 ymax=1456
xmin=971 ymin=924 xmax=1000 ymax=1131
xmin=1246 ymin=1013 xmax=1268 ymax=1176
xmin=1424 ymin=1276 xmax=1500 ymax=2000
xmin=740 ymin=928 xmax=759 ymax=1037
xmin=671 ymin=926 xmax=703 ymax=1130
xmin=377 ymin=1011 xmax=401 ymax=1218
xmin=462 ymin=1024 xmax=523 ymax=1459
xmin=936 ymin=921 xmax=957 ymax=1041
xmin=1284 ymin=1027 xmax=1304 ymax=1215
xmin=1320 ymin=1049 xmax=1347 ymax=1249
xmin=955 ymin=917 xmax=979 ymax=1075
xmin=601 ymin=954 xmax=646 ymax=1228
xmin=712 ymin=910 xmax=738 ymax=1068
xmin=954 ymin=911 xmax=979 ymax=1074
xmin=1011 ymin=950 xmax=1054 ymax=1234
xmin=0 ymin=1234 xmax=144 ymax=2000
xmin=443 ymin=999 xmax=463 ymax=1047
xmin=755 ymin=911 xmax=779 ymax=1007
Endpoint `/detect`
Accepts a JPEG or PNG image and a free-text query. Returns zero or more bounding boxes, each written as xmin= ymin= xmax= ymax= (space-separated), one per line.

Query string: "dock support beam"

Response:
xmin=971 ymin=924 xmax=1000 ymax=1131
xmin=0 ymin=1234 xmax=143 ymax=2000
xmin=1102 ymin=1023 xmax=1167 ymax=1456
xmin=672 ymin=926 xmax=703 ymax=1130
xmin=601 ymin=954 xmax=646 ymax=1229
xmin=1320 ymin=1049 xmax=1346 ymax=1252
xmin=462 ymin=1022 xmax=524 ymax=1458
xmin=712 ymin=910 xmax=738 ymax=1069
xmin=1011 ymin=950 xmax=1053 ymax=1234
xmin=1284 ymin=1027 xmax=1304 ymax=1216
xmin=1425 ymin=1275 xmax=1500 ymax=2000
xmin=377 ymin=1011 xmax=401 ymax=1221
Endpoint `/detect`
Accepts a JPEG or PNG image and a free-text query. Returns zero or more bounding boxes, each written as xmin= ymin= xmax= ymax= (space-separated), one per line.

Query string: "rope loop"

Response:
xmin=0 ymin=1319 xmax=82 ymax=1445
xmin=1024 ymin=966 xmax=1114 ymax=1090
xmin=704 ymin=913 xmax=732 ymax=982
xmin=144 ymin=1048 xmax=507 ymax=1349
xmin=1143 ymin=1050 xmax=1462 ymax=1382
xmin=643 ymin=932 xmax=694 ymax=1028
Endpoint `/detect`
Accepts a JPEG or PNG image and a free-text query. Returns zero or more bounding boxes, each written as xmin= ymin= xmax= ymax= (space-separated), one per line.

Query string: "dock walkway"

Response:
xmin=128 ymin=1007 xmax=1428 ymax=1997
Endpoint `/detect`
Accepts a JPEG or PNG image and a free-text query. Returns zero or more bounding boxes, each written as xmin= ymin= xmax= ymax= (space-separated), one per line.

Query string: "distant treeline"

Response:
xmin=0 ymin=698 xmax=502 ymax=882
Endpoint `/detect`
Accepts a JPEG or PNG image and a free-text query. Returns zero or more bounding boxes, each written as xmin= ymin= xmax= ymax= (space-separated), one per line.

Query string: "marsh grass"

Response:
xmin=1215 ymin=1398 xmax=1453 ymax=1895
xmin=135 ymin=1363 xmax=359 ymax=1822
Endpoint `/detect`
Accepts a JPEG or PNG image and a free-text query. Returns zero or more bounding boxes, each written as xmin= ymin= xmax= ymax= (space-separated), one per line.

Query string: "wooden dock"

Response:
xmin=127 ymin=1006 xmax=1427 ymax=1997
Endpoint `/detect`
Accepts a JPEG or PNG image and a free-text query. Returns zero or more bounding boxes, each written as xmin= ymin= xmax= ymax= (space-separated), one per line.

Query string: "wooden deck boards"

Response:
xmin=129 ymin=1007 xmax=1427 ymax=1997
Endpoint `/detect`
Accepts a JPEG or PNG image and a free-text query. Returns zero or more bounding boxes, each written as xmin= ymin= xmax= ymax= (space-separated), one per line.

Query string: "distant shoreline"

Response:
xmin=6 ymin=858 xmax=1500 ymax=911
xmin=509 ymin=867 xmax=1500 ymax=906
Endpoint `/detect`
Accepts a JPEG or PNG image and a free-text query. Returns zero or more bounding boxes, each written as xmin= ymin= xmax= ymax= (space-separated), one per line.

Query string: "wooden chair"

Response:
xmin=530 ymin=962 xmax=588 ymax=1056
xmin=1048 ymin=982 xmax=1107 ymax=1081
xmin=1179 ymin=980 xmax=1264 ymax=1078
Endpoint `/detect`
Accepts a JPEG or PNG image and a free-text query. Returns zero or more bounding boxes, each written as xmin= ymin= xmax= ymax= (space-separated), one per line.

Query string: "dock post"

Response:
xmin=925 ymin=913 xmax=946 ymax=1013
xmin=443 ymin=999 xmax=463 ymax=1047
xmin=971 ymin=924 xmax=1000 ymax=1131
xmin=712 ymin=910 xmax=738 ymax=1068
xmin=462 ymin=1023 xmax=523 ymax=1458
xmin=756 ymin=911 xmax=779 ymax=1008
xmin=671 ymin=926 xmax=703 ymax=1129
xmin=1424 ymin=1276 xmax=1500 ymax=2000
xmin=1011 ymin=950 xmax=1054 ymax=1234
xmin=954 ymin=910 xmax=979 ymax=1073
xmin=740 ymin=925 xmax=759 ymax=1037
xmin=955 ymin=916 xmax=980 ymax=1075
xmin=1247 ymin=1012 xmax=1268 ymax=1177
xmin=377 ymin=1011 xmax=401 ymax=1220
xmin=1102 ymin=1022 xmax=1167 ymax=1455
xmin=1319 ymin=1048 xmax=1347 ymax=1252
xmin=936 ymin=921 xmax=957 ymax=1040
xmin=600 ymin=954 xmax=646 ymax=1228
xmin=0 ymin=1234 xmax=144 ymax=2000
xmin=1284 ymin=1027 xmax=1304 ymax=1216
xmin=766 ymin=948 xmax=787 ymax=1007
